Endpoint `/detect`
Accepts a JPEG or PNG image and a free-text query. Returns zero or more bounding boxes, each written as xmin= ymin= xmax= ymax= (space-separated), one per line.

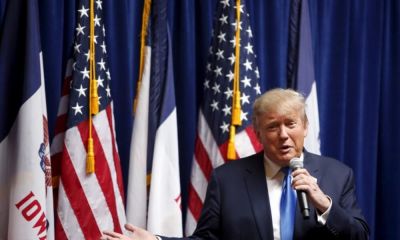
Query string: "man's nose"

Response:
xmin=278 ymin=125 xmax=289 ymax=138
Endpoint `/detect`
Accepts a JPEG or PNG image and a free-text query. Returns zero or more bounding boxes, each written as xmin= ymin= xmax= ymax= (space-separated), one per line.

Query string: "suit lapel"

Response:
xmin=243 ymin=153 xmax=274 ymax=240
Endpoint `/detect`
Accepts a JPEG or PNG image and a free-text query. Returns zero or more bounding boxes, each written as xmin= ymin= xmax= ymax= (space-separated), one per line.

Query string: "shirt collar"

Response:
xmin=263 ymin=153 xmax=305 ymax=178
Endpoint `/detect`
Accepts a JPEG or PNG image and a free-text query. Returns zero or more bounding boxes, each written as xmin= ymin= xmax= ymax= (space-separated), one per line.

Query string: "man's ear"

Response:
xmin=303 ymin=120 xmax=308 ymax=138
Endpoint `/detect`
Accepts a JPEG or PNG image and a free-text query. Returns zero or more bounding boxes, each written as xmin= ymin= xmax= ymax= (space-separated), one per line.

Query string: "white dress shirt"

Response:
xmin=263 ymin=154 xmax=332 ymax=240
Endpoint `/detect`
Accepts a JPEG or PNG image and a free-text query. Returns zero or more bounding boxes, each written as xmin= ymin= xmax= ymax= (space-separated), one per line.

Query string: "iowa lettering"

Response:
xmin=15 ymin=191 xmax=47 ymax=240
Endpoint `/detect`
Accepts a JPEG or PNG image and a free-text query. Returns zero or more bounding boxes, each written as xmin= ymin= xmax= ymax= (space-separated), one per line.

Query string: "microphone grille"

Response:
xmin=289 ymin=157 xmax=303 ymax=169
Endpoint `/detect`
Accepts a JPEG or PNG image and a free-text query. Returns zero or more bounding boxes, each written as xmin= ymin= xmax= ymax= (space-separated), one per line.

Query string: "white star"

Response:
xmin=231 ymin=20 xmax=243 ymax=31
xmin=101 ymin=41 xmax=107 ymax=53
xmin=204 ymin=79 xmax=210 ymax=89
xmin=96 ymin=0 xmax=103 ymax=9
xmin=97 ymin=95 xmax=102 ymax=105
xmin=80 ymin=67 xmax=90 ymax=79
xmin=224 ymin=87 xmax=233 ymax=99
xmin=230 ymin=35 xmax=240 ymax=48
xmin=219 ymin=14 xmax=228 ymax=25
xmin=244 ymin=42 xmax=254 ymax=54
xmin=254 ymin=83 xmax=261 ymax=94
xmin=255 ymin=67 xmax=260 ymax=79
xmin=220 ymin=0 xmax=230 ymax=8
xmin=78 ymin=5 xmax=89 ymax=18
xmin=241 ymin=92 xmax=250 ymax=105
xmin=214 ymin=66 xmax=222 ymax=77
xmin=233 ymin=4 xmax=244 ymax=13
xmin=72 ymin=102 xmax=83 ymax=115
xmin=206 ymin=63 xmax=212 ymax=72
xmin=243 ymin=59 xmax=253 ymax=71
xmin=74 ymin=43 xmax=81 ymax=53
xmin=102 ymin=26 xmax=106 ymax=36
xmin=222 ymin=105 xmax=231 ymax=116
xmin=85 ymin=50 xmax=90 ymax=61
xmin=246 ymin=27 xmax=253 ymax=38
xmin=106 ymin=69 xmax=111 ymax=80
xmin=105 ymin=86 xmax=111 ymax=97
xmin=241 ymin=76 xmax=251 ymax=88
xmin=220 ymin=121 xmax=230 ymax=133
xmin=210 ymin=100 xmax=219 ymax=111
xmin=217 ymin=32 xmax=226 ymax=43
xmin=212 ymin=82 xmax=221 ymax=94
xmin=94 ymin=15 xmax=101 ymax=27
xmin=97 ymin=58 xmax=106 ymax=70
xmin=74 ymin=84 xmax=87 ymax=97
xmin=240 ymin=110 xmax=249 ymax=121
xmin=216 ymin=49 xmax=224 ymax=60
xmin=228 ymin=53 xmax=235 ymax=65
xmin=97 ymin=76 xmax=104 ymax=87
xmin=88 ymin=35 xmax=98 ymax=44
xmin=76 ymin=24 xmax=85 ymax=36
xmin=226 ymin=70 xmax=234 ymax=82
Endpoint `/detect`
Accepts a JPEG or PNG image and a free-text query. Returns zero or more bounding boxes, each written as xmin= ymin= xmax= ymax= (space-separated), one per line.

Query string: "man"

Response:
xmin=103 ymin=88 xmax=369 ymax=239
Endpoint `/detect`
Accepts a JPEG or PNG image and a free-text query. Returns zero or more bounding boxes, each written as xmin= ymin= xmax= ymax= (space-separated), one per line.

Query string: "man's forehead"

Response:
xmin=263 ymin=111 xmax=301 ymax=120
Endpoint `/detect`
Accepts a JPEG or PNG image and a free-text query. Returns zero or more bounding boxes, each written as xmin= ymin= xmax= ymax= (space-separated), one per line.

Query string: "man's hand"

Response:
xmin=291 ymin=168 xmax=331 ymax=213
xmin=101 ymin=223 xmax=158 ymax=240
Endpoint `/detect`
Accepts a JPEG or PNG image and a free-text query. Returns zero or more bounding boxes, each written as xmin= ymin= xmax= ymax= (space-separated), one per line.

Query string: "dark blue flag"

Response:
xmin=287 ymin=0 xmax=321 ymax=154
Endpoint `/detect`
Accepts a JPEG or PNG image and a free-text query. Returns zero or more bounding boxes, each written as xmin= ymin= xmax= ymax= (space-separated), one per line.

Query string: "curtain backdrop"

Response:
xmin=1 ymin=0 xmax=399 ymax=239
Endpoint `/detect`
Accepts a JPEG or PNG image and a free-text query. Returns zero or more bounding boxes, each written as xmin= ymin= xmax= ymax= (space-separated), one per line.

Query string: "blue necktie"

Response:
xmin=280 ymin=167 xmax=296 ymax=240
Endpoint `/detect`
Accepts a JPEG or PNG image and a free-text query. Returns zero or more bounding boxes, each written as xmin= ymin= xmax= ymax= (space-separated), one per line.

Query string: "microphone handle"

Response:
xmin=297 ymin=190 xmax=310 ymax=219
xmin=293 ymin=167 xmax=310 ymax=219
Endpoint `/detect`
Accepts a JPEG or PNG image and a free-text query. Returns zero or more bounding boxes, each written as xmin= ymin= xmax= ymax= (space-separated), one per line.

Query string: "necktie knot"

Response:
xmin=281 ymin=166 xmax=291 ymax=178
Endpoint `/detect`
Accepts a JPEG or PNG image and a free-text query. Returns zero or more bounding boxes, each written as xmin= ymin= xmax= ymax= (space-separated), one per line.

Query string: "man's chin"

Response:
xmin=278 ymin=153 xmax=296 ymax=163
xmin=266 ymin=151 xmax=296 ymax=165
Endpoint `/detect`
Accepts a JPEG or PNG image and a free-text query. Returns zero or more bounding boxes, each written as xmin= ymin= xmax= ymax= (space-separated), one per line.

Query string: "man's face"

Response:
xmin=255 ymin=109 xmax=307 ymax=166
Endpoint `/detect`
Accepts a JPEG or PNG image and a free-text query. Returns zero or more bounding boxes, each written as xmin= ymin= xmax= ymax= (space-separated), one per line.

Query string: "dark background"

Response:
xmin=1 ymin=0 xmax=399 ymax=239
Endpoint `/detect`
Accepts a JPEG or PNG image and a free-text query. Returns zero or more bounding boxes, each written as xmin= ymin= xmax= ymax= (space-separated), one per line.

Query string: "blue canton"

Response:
xmin=67 ymin=0 xmax=112 ymax=128
xmin=202 ymin=0 xmax=261 ymax=145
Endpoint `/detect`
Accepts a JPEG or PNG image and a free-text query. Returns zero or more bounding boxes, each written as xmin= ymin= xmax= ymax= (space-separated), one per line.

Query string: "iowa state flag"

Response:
xmin=0 ymin=0 xmax=54 ymax=239
xmin=126 ymin=0 xmax=182 ymax=236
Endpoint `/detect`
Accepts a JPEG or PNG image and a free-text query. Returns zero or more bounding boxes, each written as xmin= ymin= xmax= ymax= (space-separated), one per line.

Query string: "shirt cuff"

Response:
xmin=316 ymin=195 xmax=332 ymax=225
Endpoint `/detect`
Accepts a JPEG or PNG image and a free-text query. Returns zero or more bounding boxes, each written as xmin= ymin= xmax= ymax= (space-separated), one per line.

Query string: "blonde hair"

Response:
xmin=252 ymin=88 xmax=308 ymax=129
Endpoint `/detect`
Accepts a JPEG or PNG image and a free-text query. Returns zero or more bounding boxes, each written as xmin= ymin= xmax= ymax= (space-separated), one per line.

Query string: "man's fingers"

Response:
xmin=292 ymin=168 xmax=310 ymax=177
xmin=125 ymin=223 xmax=135 ymax=232
xmin=102 ymin=230 xmax=126 ymax=240
xmin=103 ymin=230 xmax=122 ymax=237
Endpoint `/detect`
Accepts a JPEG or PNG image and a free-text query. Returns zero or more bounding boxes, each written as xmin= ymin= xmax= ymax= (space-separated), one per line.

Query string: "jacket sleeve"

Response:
xmin=324 ymin=168 xmax=370 ymax=239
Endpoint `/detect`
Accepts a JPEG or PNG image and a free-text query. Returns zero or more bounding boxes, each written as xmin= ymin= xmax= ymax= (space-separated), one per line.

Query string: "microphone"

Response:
xmin=289 ymin=158 xmax=310 ymax=219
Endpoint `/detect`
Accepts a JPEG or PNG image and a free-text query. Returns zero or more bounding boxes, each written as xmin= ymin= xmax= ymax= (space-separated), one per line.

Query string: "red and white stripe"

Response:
xmin=51 ymin=62 xmax=126 ymax=239
xmin=185 ymin=110 xmax=262 ymax=235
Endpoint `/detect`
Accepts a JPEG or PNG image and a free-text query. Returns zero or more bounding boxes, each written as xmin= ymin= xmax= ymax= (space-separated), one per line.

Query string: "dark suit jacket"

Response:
xmin=175 ymin=151 xmax=369 ymax=240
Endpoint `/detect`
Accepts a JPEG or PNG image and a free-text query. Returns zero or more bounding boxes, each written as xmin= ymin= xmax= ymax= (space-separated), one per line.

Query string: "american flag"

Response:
xmin=50 ymin=0 xmax=126 ymax=239
xmin=185 ymin=0 xmax=263 ymax=235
